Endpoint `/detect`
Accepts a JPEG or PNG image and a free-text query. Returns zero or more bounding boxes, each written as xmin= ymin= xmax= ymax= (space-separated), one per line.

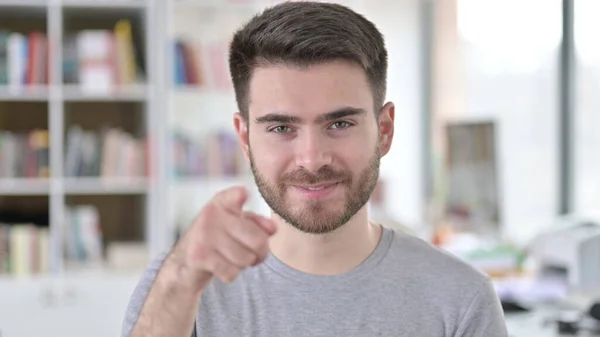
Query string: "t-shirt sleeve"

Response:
xmin=120 ymin=252 xmax=198 ymax=337
xmin=454 ymin=277 xmax=508 ymax=337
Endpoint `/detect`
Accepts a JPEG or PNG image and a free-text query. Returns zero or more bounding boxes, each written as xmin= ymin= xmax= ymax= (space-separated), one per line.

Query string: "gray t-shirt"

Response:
xmin=122 ymin=227 xmax=508 ymax=336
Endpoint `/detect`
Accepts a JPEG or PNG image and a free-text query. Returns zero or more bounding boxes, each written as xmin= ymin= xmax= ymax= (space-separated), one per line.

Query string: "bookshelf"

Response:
xmin=0 ymin=0 xmax=162 ymax=280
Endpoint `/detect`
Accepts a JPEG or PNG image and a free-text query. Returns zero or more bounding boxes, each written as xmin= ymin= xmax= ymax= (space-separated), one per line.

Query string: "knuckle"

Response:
xmin=241 ymin=252 xmax=257 ymax=266
xmin=200 ymin=203 xmax=217 ymax=221
xmin=256 ymin=246 xmax=269 ymax=262
xmin=229 ymin=248 xmax=253 ymax=267
xmin=195 ymin=212 xmax=220 ymax=240
xmin=213 ymin=189 xmax=227 ymax=200
xmin=207 ymin=255 xmax=223 ymax=274
xmin=218 ymin=265 xmax=239 ymax=283
xmin=195 ymin=223 xmax=211 ymax=239
xmin=226 ymin=268 xmax=240 ymax=283
xmin=247 ymin=234 xmax=267 ymax=252
xmin=191 ymin=242 xmax=209 ymax=261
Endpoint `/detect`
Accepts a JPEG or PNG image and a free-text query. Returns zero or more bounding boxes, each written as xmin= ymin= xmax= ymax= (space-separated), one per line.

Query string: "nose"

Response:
xmin=294 ymin=130 xmax=332 ymax=172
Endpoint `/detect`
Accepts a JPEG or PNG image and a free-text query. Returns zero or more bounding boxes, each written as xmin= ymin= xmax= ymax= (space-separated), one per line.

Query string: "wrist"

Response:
xmin=162 ymin=251 xmax=209 ymax=297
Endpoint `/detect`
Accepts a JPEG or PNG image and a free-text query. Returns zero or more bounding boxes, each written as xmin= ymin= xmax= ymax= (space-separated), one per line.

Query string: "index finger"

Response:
xmin=214 ymin=186 xmax=248 ymax=215
xmin=243 ymin=211 xmax=277 ymax=236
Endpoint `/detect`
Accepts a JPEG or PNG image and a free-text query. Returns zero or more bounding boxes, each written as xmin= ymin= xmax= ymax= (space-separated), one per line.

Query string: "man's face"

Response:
xmin=234 ymin=61 xmax=394 ymax=234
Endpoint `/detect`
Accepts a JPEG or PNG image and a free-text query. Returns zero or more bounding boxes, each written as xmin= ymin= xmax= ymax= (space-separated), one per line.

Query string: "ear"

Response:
xmin=378 ymin=102 xmax=395 ymax=157
xmin=233 ymin=112 xmax=250 ymax=161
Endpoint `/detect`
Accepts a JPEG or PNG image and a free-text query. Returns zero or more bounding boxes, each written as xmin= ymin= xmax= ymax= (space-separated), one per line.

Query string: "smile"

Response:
xmin=291 ymin=182 xmax=340 ymax=199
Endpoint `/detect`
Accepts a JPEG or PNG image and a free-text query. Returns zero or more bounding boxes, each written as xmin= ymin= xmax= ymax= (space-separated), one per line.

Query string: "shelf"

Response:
xmin=170 ymin=86 xmax=235 ymax=96
xmin=0 ymin=0 xmax=47 ymax=8
xmin=0 ymin=178 xmax=50 ymax=195
xmin=0 ymin=178 xmax=151 ymax=195
xmin=0 ymin=86 xmax=50 ymax=101
xmin=0 ymin=269 xmax=142 ymax=281
xmin=171 ymin=175 xmax=254 ymax=188
xmin=171 ymin=0 xmax=359 ymax=10
xmin=60 ymin=0 xmax=147 ymax=9
xmin=0 ymin=86 xmax=148 ymax=102
xmin=64 ymin=177 xmax=149 ymax=194
xmin=172 ymin=0 xmax=271 ymax=10
xmin=62 ymin=85 xmax=147 ymax=102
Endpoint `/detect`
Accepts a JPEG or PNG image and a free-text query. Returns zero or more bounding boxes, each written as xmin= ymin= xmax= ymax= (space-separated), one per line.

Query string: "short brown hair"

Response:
xmin=228 ymin=1 xmax=388 ymax=120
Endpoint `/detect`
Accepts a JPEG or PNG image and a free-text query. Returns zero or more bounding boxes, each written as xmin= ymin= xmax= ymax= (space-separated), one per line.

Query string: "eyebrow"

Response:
xmin=254 ymin=107 xmax=366 ymax=124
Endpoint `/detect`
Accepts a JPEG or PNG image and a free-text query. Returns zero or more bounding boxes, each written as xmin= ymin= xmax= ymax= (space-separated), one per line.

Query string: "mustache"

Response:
xmin=281 ymin=166 xmax=351 ymax=185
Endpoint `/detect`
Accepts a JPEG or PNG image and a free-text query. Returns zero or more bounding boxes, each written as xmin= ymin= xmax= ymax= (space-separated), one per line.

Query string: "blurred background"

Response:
xmin=0 ymin=0 xmax=599 ymax=336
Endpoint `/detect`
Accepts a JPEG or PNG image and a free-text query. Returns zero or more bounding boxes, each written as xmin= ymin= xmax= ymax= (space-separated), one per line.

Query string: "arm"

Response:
xmin=454 ymin=277 xmax=509 ymax=337
xmin=123 ymin=252 xmax=203 ymax=337
xmin=121 ymin=187 xmax=276 ymax=337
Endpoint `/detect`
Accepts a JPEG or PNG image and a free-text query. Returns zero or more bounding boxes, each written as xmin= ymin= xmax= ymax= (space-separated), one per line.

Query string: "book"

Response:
xmin=69 ymin=20 xmax=143 ymax=91
xmin=64 ymin=125 xmax=147 ymax=178
xmin=0 ymin=223 xmax=49 ymax=276
xmin=0 ymin=30 xmax=47 ymax=89
xmin=172 ymin=129 xmax=247 ymax=178
xmin=0 ymin=130 xmax=50 ymax=178
xmin=64 ymin=205 xmax=103 ymax=265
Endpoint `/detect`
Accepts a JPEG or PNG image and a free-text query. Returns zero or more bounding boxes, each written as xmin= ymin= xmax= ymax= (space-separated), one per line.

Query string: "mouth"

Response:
xmin=297 ymin=182 xmax=338 ymax=189
xmin=290 ymin=182 xmax=340 ymax=199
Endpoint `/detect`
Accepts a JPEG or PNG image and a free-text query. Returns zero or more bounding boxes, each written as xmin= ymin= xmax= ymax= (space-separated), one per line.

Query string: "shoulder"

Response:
xmin=385 ymin=229 xmax=494 ymax=297
xmin=383 ymin=230 xmax=506 ymax=334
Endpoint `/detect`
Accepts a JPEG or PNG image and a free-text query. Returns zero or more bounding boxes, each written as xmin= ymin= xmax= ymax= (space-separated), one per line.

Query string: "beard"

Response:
xmin=250 ymin=146 xmax=380 ymax=234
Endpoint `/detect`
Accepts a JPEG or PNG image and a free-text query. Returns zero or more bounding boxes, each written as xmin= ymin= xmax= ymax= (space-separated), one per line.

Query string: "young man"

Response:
xmin=122 ymin=2 xmax=508 ymax=336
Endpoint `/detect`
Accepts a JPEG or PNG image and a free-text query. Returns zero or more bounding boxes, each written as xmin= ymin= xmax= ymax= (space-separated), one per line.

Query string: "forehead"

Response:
xmin=247 ymin=61 xmax=373 ymax=120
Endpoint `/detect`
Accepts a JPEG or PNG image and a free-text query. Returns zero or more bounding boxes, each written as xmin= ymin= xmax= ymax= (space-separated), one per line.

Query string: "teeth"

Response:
xmin=306 ymin=186 xmax=325 ymax=191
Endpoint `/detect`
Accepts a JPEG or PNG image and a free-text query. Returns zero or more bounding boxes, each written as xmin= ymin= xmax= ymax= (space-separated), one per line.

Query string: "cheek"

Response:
xmin=341 ymin=147 xmax=371 ymax=172
xmin=339 ymin=131 xmax=378 ymax=161
xmin=250 ymin=135 xmax=287 ymax=171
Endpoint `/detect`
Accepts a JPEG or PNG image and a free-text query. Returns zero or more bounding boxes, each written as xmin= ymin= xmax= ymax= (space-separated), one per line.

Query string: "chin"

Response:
xmin=295 ymin=222 xmax=345 ymax=235
xmin=284 ymin=209 xmax=351 ymax=234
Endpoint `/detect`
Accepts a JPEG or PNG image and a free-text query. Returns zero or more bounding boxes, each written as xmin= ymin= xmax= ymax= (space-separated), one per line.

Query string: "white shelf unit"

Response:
xmin=0 ymin=0 xmax=164 ymax=280
xmin=0 ymin=2 xmax=164 ymax=335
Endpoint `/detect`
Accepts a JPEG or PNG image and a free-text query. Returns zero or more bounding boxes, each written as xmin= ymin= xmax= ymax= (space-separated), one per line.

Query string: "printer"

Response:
xmin=530 ymin=213 xmax=600 ymax=295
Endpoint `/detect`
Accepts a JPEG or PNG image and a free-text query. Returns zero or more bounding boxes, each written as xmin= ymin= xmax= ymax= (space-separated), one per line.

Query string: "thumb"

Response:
xmin=214 ymin=186 xmax=248 ymax=214
xmin=243 ymin=211 xmax=277 ymax=236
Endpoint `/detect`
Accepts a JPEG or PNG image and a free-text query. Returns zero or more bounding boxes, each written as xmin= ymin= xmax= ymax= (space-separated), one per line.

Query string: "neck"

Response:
xmin=268 ymin=206 xmax=383 ymax=276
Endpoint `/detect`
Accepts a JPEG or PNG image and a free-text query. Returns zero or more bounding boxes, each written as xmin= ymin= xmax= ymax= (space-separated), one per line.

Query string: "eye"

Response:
xmin=269 ymin=125 xmax=292 ymax=133
xmin=329 ymin=121 xmax=353 ymax=130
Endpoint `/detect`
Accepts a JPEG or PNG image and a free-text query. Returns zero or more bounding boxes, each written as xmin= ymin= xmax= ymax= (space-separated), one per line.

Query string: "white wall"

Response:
xmin=574 ymin=0 xmax=600 ymax=215
xmin=575 ymin=67 xmax=600 ymax=214
xmin=356 ymin=0 xmax=425 ymax=228
xmin=461 ymin=51 xmax=559 ymax=244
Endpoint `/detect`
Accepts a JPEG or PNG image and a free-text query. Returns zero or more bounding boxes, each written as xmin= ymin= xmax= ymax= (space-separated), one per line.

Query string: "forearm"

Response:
xmin=130 ymin=258 xmax=202 ymax=337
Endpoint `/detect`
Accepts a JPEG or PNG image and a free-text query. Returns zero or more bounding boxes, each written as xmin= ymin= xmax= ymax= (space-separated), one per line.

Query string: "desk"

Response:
xmin=506 ymin=307 xmax=600 ymax=337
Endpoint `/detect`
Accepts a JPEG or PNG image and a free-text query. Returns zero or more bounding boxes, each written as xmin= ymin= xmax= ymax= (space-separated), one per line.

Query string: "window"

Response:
xmin=574 ymin=0 xmax=600 ymax=213
xmin=431 ymin=0 xmax=562 ymax=244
